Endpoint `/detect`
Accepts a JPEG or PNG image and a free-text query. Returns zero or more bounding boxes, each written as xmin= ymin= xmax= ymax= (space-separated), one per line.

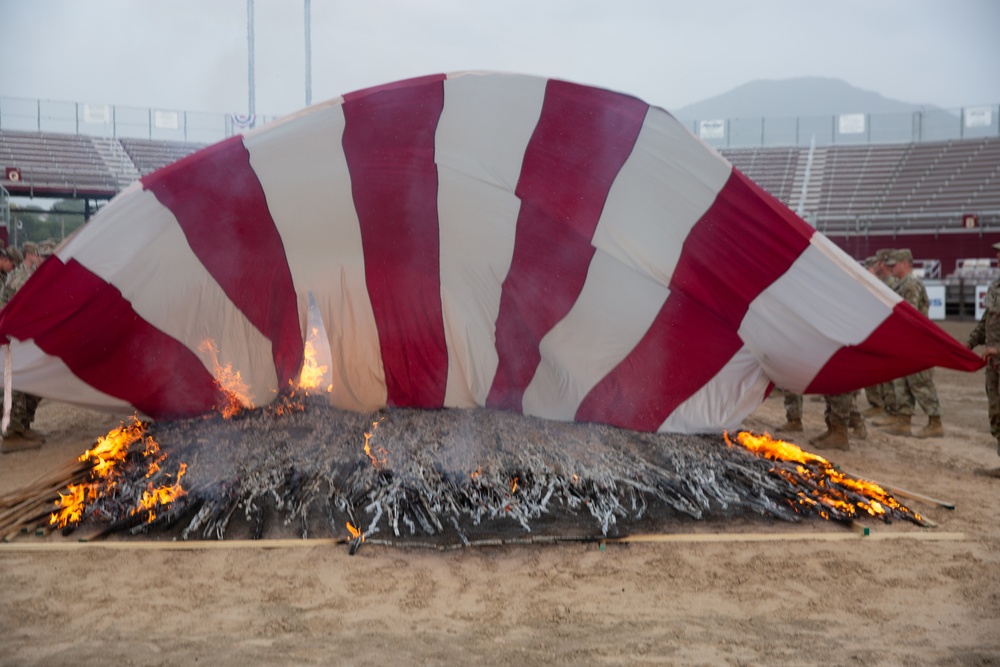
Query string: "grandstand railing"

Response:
xmin=0 ymin=96 xmax=279 ymax=144
xmin=1 ymin=94 xmax=997 ymax=148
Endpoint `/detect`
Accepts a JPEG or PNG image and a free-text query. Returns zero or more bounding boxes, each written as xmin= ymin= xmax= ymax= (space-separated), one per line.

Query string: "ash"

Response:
xmin=115 ymin=394 xmax=823 ymax=546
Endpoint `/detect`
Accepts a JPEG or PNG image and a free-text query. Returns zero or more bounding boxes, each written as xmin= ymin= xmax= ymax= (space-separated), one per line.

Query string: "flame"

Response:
xmin=363 ymin=417 xmax=387 ymax=469
xmin=296 ymin=327 xmax=329 ymax=393
xmin=131 ymin=463 xmax=188 ymax=523
xmin=510 ymin=476 xmax=519 ymax=494
xmin=51 ymin=419 xmax=189 ymax=530
xmin=726 ymin=431 xmax=922 ymax=522
xmin=198 ymin=339 xmax=253 ymax=418
xmin=346 ymin=521 xmax=365 ymax=543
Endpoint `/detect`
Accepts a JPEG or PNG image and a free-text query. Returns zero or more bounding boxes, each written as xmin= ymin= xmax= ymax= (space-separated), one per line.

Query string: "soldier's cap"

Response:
xmin=886 ymin=248 xmax=913 ymax=265
xmin=20 ymin=241 xmax=39 ymax=257
xmin=863 ymin=256 xmax=877 ymax=268
xmin=4 ymin=247 xmax=23 ymax=264
xmin=875 ymin=248 xmax=896 ymax=262
xmin=991 ymin=241 xmax=1000 ymax=252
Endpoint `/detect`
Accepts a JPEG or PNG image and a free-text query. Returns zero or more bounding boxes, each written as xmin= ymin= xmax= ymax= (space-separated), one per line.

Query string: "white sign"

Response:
xmin=925 ymin=284 xmax=946 ymax=320
xmin=699 ymin=119 xmax=725 ymax=140
xmin=977 ymin=284 xmax=990 ymax=321
xmin=83 ymin=104 xmax=110 ymax=124
xmin=965 ymin=106 xmax=993 ymax=128
xmin=154 ymin=110 xmax=179 ymax=130
xmin=838 ymin=113 xmax=866 ymax=135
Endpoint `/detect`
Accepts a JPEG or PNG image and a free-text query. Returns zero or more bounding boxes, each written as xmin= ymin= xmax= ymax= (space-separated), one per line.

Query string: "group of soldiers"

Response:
xmin=778 ymin=246 xmax=943 ymax=451
xmin=0 ymin=239 xmax=58 ymax=454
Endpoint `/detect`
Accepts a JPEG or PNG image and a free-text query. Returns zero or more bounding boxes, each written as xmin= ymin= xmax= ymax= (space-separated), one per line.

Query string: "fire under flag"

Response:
xmin=0 ymin=72 xmax=984 ymax=433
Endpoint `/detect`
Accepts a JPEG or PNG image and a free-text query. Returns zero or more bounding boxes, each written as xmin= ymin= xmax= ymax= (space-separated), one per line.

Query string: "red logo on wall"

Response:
xmin=4 ymin=167 xmax=21 ymax=183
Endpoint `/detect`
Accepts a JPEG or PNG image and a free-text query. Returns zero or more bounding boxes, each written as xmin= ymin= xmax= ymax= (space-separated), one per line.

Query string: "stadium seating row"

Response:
xmin=1 ymin=128 xmax=997 ymax=239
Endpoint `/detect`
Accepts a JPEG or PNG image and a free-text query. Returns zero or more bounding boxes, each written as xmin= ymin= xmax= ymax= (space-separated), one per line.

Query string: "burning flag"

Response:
xmin=0 ymin=71 xmax=981 ymax=435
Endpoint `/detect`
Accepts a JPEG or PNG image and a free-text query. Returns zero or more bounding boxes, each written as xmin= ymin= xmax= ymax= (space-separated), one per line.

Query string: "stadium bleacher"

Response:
xmin=1 ymin=128 xmax=998 ymax=313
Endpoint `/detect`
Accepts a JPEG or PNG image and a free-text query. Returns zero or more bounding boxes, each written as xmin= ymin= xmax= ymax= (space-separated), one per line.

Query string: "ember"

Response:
xmin=0 ymin=394 xmax=936 ymax=547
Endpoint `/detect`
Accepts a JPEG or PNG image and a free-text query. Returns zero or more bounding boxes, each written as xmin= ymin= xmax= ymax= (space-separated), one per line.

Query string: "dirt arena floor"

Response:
xmin=1 ymin=320 xmax=998 ymax=666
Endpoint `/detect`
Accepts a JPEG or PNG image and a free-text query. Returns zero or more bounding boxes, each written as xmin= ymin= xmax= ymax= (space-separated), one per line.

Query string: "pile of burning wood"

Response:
xmin=0 ymin=392 xmax=927 ymax=549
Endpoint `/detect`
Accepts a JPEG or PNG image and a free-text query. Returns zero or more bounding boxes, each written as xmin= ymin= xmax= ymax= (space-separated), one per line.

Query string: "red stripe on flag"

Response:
xmin=0 ymin=259 xmax=221 ymax=418
xmin=486 ymin=80 xmax=649 ymax=411
xmin=142 ymin=136 xmax=302 ymax=389
xmin=341 ymin=74 xmax=449 ymax=408
xmin=578 ymin=169 xmax=814 ymax=430
xmin=806 ymin=301 xmax=984 ymax=393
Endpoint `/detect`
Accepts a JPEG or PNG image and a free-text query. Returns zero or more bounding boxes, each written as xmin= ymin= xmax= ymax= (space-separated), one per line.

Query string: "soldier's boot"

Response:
xmin=810 ymin=423 xmax=850 ymax=451
xmin=914 ymin=415 xmax=944 ymax=439
xmin=862 ymin=406 xmax=885 ymax=418
xmin=778 ymin=419 xmax=803 ymax=432
xmin=850 ymin=415 xmax=868 ymax=440
xmin=22 ymin=428 xmax=46 ymax=443
xmin=872 ymin=412 xmax=900 ymax=427
xmin=1 ymin=434 xmax=42 ymax=454
xmin=885 ymin=414 xmax=912 ymax=436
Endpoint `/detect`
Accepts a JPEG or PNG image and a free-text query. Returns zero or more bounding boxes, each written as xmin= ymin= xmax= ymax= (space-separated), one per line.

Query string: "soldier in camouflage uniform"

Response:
xmin=779 ymin=390 xmax=803 ymax=432
xmin=864 ymin=249 xmax=901 ymax=418
xmin=807 ymin=391 xmax=866 ymax=450
xmin=966 ymin=241 xmax=1000 ymax=455
xmin=0 ymin=242 xmax=49 ymax=454
xmin=877 ymin=248 xmax=943 ymax=438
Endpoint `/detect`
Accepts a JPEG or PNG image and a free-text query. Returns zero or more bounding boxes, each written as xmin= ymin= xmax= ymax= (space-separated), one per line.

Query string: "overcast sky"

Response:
xmin=2 ymin=0 xmax=999 ymax=117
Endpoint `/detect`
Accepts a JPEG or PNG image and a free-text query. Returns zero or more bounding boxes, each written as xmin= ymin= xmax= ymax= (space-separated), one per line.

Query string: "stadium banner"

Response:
xmin=977 ymin=284 xmax=989 ymax=321
xmin=838 ymin=113 xmax=865 ymax=134
xmin=154 ymin=110 xmax=179 ymax=130
xmin=83 ymin=103 xmax=110 ymax=124
xmin=699 ymin=119 xmax=725 ymax=140
xmin=965 ymin=107 xmax=992 ymax=128
xmin=926 ymin=284 xmax=945 ymax=320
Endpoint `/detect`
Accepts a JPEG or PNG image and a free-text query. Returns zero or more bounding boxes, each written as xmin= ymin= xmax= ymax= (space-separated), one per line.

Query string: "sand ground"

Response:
xmin=1 ymin=320 xmax=998 ymax=666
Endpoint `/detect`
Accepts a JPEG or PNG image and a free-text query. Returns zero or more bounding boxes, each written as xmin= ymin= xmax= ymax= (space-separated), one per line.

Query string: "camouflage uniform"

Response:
xmin=892 ymin=266 xmax=941 ymax=419
xmin=968 ymin=272 xmax=1000 ymax=445
xmin=1 ymin=251 xmax=41 ymax=438
xmin=783 ymin=391 xmax=802 ymax=421
xmin=864 ymin=252 xmax=900 ymax=415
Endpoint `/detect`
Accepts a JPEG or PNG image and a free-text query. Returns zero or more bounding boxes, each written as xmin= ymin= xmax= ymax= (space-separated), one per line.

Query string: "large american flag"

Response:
xmin=0 ymin=72 xmax=982 ymax=432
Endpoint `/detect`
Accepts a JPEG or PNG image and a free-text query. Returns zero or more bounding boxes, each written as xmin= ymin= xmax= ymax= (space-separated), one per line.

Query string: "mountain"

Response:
xmin=672 ymin=77 xmax=933 ymax=120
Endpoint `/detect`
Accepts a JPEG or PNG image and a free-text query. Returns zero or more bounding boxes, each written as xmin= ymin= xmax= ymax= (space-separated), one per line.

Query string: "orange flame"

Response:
xmin=363 ymin=418 xmax=387 ymax=469
xmin=131 ymin=463 xmax=188 ymax=523
xmin=725 ymin=431 xmax=921 ymax=522
xmin=50 ymin=419 xmax=189 ymax=529
xmin=346 ymin=521 xmax=365 ymax=543
xmin=198 ymin=339 xmax=253 ymax=418
xmin=296 ymin=327 xmax=329 ymax=393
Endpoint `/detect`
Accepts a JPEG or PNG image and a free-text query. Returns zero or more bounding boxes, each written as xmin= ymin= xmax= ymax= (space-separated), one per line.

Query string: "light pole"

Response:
xmin=305 ymin=0 xmax=312 ymax=107
xmin=247 ymin=0 xmax=256 ymax=126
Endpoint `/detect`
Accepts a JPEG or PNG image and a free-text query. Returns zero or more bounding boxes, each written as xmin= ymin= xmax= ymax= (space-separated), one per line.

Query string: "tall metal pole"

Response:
xmin=247 ymin=0 xmax=256 ymax=124
xmin=304 ymin=0 xmax=312 ymax=106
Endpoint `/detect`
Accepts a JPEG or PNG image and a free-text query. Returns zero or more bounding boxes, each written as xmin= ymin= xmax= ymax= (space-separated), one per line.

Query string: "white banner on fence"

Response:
xmin=926 ymin=284 xmax=945 ymax=320
xmin=699 ymin=119 xmax=725 ymax=140
xmin=977 ymin=284 xmax=990 ymax=321
xmin=838 ymin=113 xmax=866 ymax=134
xmin=965 ymin=106 xmax=993 ymax=128
xmin=154 ymin=110 xmax=179 ymax=130
xmin=83 ymin=104 xmax=110 ymax=124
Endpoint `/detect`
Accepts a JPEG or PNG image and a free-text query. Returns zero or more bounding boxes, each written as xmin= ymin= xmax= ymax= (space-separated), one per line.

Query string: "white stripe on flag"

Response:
xmin=738 ymin=235 xmax=901 ymax=393
xmin=59 ymin=188 xmax=279 ymax=407
xmin=657 ymin=346 xmax=771 ymax=433
xmin=523 ymin=249 xmax=669 ymax=420
xmin=591 ymin=107 xmax=732 ymax=288
xmin=9 ymin=340 xmax=133 ymax=413
xmin=244 ymin=106 xmax=387 ymax=412
xmin=437 ymin=73 xmax=547 ymax=407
